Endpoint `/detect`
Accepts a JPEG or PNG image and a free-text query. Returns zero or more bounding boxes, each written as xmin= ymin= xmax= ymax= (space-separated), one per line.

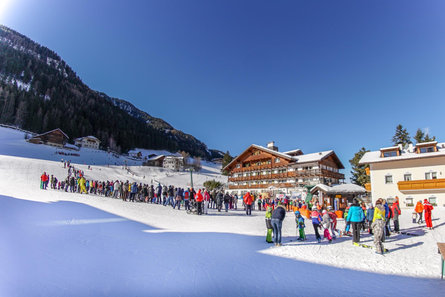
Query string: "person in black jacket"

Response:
xmin=271 ymin=204 xmax=286 ymax=246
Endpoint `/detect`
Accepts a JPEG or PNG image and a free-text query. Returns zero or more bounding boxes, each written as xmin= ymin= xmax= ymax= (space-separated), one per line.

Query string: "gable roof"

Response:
xmin=294 ymin=150 xmax=345 ymax=169
xmin=223 ymin=144 xmax=294 ymax=171
xmin=33 ymin=128 xmax=69 ymax=139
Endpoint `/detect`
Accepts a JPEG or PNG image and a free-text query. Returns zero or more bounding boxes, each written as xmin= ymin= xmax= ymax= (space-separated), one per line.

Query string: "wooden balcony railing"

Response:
xmin=398 ymin=179 xmax=445 ymax=192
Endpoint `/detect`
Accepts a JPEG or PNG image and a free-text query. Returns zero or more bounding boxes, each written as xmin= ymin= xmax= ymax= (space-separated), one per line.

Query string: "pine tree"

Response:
xmin=414 ymin=128 xmax=436 ymax=143
xmin=221 ymin=151 xmax=233 ymax=175
xmin=414 ymin=129 xmax=425 ymax=144
xmin=392 ymin=124 xmax=411 ymax=147
xmin=349 ymin=147 xmax=370 ymax=187
xmin=424 ymin=133 xmax=436 ymax=142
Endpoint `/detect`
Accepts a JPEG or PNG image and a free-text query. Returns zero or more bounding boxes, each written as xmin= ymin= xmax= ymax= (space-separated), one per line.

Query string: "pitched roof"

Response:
xmin=360 ymin=143 xmax=445 ymax=164
xmin=223 ymin=144 xmax=294 ymax=171
xmin=33 ymin=128 xmax=69 ymax=139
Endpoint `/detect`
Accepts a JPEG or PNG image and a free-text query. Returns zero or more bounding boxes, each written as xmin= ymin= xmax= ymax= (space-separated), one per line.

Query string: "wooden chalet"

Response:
xmin=224 ymin=142 xmax=345 ymax=194
xmin=28 ymin=128 xmax=69 ymax=148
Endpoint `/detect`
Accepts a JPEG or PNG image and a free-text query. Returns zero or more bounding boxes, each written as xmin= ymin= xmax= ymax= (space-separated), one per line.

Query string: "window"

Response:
xmin=425 ymin=172 xmax=437 ymax=180
xmin=405 ymin=197 xmax=414 ymax=207
xmin=383 ymin=151 xmax=398 ymax=157
xmin=275 ymin=157 xmax=280 ymax=163
xmin=420 ymin=147 xmax=435 ymax=153
xmin=385 ymin=175 xmax=393 ymax=184
xmin=404 ymin=174 xmax=412 ymax=181
xmin=429 ymin=196 xmax=437 ymax=206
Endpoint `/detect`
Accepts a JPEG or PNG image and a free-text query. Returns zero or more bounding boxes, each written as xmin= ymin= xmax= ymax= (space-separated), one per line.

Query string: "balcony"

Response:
xmin=364 ymin=183 xmax=371 ymax=192
xmin=398 ymin=179 xmax=445 ymax=192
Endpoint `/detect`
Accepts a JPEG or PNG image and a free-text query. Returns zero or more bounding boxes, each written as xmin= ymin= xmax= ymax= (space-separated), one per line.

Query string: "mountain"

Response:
xmin=0 ymin=25 xmax=212 ymax=159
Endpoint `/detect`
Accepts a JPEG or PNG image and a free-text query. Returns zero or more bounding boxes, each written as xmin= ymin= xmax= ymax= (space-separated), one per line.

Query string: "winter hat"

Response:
xmin=294 ymin=210 xmax=300 ymax=216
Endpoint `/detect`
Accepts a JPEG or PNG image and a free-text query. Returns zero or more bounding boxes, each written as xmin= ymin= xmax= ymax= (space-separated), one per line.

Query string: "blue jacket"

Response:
xmin=346 ymin=205 xmax=365 ymax=222
xmin=366 ymin=208 xmax=374 ymax=221
xmin=384 ymin=203 xmax=391 ymax=219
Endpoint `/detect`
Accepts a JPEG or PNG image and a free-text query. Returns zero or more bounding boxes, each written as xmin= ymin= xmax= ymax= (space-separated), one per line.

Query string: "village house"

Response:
xmin=143 ymin=155 xmax=165 ymax=167
xmin=360 ymin=141 xmax=445 ymax=208
xmin=74 ymin=136 xmax=101 ymax=149
xmin=224 ymin=142 xmax=345 ymax=195
xmin=28 ymin=128 xmax=69 ymax=148
xmin=163 ymin=156 xmax=184 ymax=171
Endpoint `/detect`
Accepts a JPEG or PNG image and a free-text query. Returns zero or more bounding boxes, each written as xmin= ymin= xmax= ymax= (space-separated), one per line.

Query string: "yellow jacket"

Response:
xmin=373 ymin=205 xmax=385 ymax=222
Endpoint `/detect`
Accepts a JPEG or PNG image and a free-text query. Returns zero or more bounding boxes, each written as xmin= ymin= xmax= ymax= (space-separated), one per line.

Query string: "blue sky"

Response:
xmin=2 ymin=0 xmax=445 ymax=179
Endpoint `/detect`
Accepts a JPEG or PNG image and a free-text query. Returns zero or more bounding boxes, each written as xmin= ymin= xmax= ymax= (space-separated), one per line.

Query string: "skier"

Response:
xmin=366 ymin=204 xmax=375 ymax=234
xmin=271 ymin=203 xmax=286 ymax=246
xmin=391 ymin=197 xmax=402 ymax=232
xmin=414 ymin=200 xmax=424 ymax=224
xmin=195 ymin=189 xmax=204 ymax=215
xmin=243 ymin=192 xmax=253 ymax=215
xmin=295 ymin=210 xmax=306 ymax=241
xmin=424 ymin=199 xmax=434 ymax=230
xmin=184 ymin=188 xmax=190 ymax=211
xmin=322 ymin=210 xmax=333 ymax=243
xmin=346 ymin=198 xmax=365 ymax=243
xmin=203 ymin=189 xmax=211 ymax=214
xmin=311 ymin=206 xmax=322 ymax=243
xmin=327 ymin=206 xmax=337 ymax=239
xmin=223 ymin=192 xmax=231 ymax=212
xmin=372 ymin=198 xmax=386 ymax=255
xmin=265 ymin=206 xmax=273 ymax=243
xmin=216 ymin=190 xmax=224 ymax=212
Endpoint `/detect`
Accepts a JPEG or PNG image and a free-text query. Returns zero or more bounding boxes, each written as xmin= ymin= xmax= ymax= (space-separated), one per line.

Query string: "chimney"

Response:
xmin=267 ymin=141 xmax=278 ymax=151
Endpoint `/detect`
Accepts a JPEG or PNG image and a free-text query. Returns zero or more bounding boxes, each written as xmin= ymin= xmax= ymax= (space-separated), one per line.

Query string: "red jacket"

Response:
xmin=203 ymin=191 xmax=210 ymax=201
xmin=424 ymin=201 xmax=434 ymax=213
xmin=41 ymin=174 xmax=48 ymax=182
xmin=195 ymin=190 xmax=203 ymax=202
xmin=243 ymin=193 xmax=253 ymax=205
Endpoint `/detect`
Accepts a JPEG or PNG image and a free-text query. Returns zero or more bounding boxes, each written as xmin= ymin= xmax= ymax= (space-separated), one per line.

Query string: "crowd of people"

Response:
xmin=39 ymin=168 xmax=435 ymax=255
xmin=264 ymin=196 xmax=435 ymax=254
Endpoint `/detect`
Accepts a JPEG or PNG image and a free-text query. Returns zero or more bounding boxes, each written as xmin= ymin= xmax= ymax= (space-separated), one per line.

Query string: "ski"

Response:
xmin=353 ymin=242 xmax=389 ymax=253
xmin=398 ymin=231 xmax=420 ymax=236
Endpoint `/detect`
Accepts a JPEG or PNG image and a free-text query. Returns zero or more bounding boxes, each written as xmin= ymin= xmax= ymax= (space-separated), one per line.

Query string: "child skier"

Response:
xmin=265 ymin=207 xmax=273 ymax=243
xmin=311 ymin=206 xmax=322 ymax=243
xmin=322 ymin=210 xmax=333 ymax=243
xmin=295 ymin=211 xmax=306 ymax=241
xmin=372 ymin=198 xmax=386 ymax=255
xmin=327 ymin=206 xmax=337 ymax=239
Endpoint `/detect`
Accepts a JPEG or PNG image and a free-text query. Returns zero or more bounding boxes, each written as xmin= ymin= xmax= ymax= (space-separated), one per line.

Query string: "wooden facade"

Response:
xmin=224 ymin=144 xmax=345 ymax=193
xmin=28 ymin=128 xmax=69 ymax=147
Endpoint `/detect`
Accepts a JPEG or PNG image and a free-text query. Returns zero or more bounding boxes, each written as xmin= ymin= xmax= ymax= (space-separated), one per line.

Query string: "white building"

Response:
xmin=360 ymin=141 xmax=445 ymax=208
xmin=74 ymin=136 xmax=100 ymax=149
xmin=163 ymin=156 xmax=184 ymax=171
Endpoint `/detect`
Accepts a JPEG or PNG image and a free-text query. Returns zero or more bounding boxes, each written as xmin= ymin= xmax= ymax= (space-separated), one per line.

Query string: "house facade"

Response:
xmin=163 ymin=156 xmax=184 ymax=171
xmin=224 ymin=142 xmax=345 ymax=195
xmin=74 ymin=136 xmax=100 ymax=149
xmin=28 ymin=128 xmax=69 ymax=148
xmin=360 ymin=141 xmax=445 ymax=208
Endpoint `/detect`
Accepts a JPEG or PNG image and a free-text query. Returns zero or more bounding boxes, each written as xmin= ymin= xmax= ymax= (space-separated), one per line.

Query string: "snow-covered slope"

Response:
xmin=0 ymin=127 xmax=444 ymax=296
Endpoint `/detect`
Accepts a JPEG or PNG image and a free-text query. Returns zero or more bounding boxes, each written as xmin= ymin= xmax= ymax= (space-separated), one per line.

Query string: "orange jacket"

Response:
xmin=414 ymin=202 xmax=424 ymax=213
xmin=243 ymin=193 xmax=253 ymax=205
xmin=195 ymin=190 xmax=203 ymax=202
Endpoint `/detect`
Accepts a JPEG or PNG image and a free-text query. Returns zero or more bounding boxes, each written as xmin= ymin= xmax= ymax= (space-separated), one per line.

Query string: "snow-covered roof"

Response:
xmin=310 ymin=184 xmax=332 ymax=194
xmin=379 ymin=145 xmax=399 ymax=151
xmin=293 ymin=150 xmax=333 ymax=163
xmin=282 ymin=149 xmax=302 ymax=155
xmin=360 ymin=143 xmax=445 ymax=164
xmin=251 ymin=144 xmax=295 ymax=160
xmin=148 ymin=155 xmax=165 ymax=161
xmin=415 ymin=141 xmax=437 ymax=147
xmin=34 ymin=128 xmax=69 ymax=139
xmin=327 ymin=184 xmax=366 ymax=195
